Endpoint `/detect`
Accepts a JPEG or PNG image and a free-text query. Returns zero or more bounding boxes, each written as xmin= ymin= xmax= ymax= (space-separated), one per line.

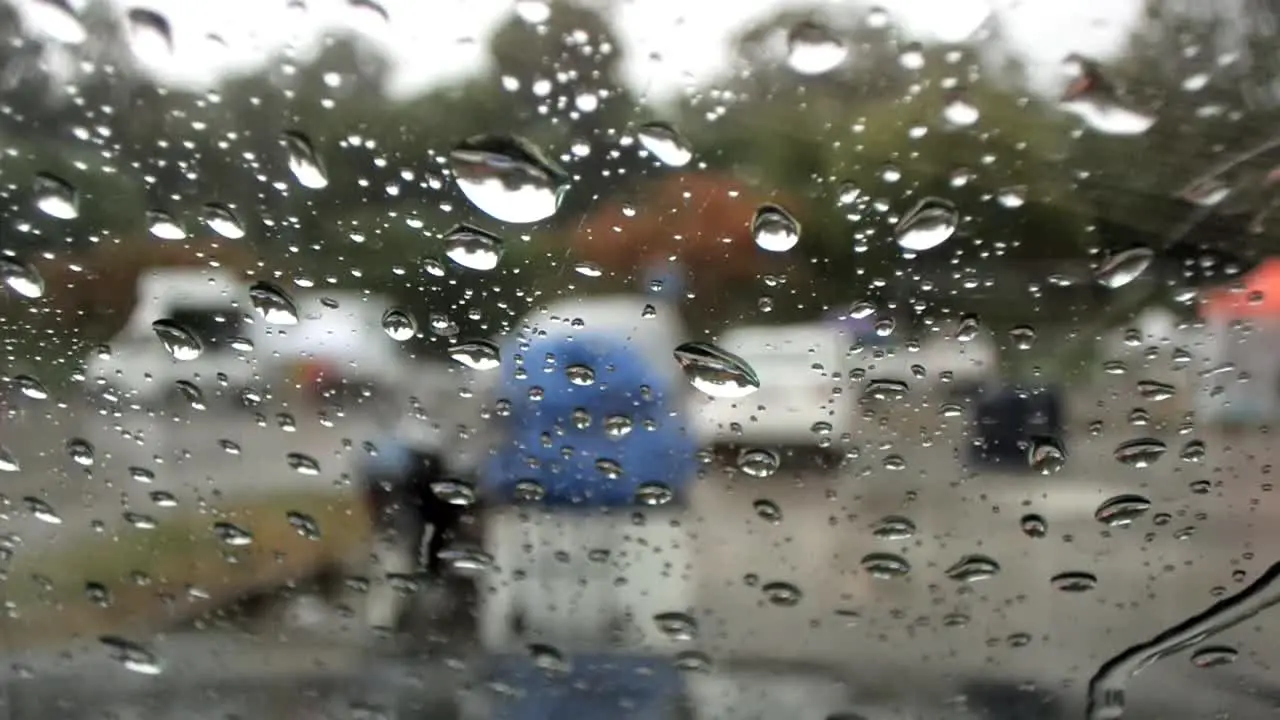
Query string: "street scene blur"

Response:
xmin=3 ymin=0 xmax=1280 ymax=717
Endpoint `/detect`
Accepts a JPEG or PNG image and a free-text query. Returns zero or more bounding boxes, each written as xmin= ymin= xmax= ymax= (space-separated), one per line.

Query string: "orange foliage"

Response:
xmin=571 ymin=172 xmax=798 ymax=283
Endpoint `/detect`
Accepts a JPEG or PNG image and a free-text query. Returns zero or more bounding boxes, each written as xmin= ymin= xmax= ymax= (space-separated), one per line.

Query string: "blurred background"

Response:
xmin=2 ymin=0 xmax=1280 ymax=717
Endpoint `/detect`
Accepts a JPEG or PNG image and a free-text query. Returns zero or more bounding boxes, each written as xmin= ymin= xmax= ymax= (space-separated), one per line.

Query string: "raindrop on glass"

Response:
xmin=895 ymin=197 xmax=958 ymax=252
xmin=449 ymin=134 xmax=569 ymax=223
xmin=282 ymin=130 xmax=329 ymax=189
xmin=202 ymin=202 xmax=245 ymax=239
xmin=945 ymin=554 xmax=1001 ymax=582
xmin=450 ymin=339 xmax=501 ymax=371
xmin=248 ymin=281 xmax=299 ymax=325
xmin=1094 ymin=493 xmax=1152 ymax=526
xmin=381 ymin=308 xmax=416 ymax=341
xmin=751 ymin=204 xmax=801 ymax=253
xmin=636 ymin=122 xmax=694 ymax=168
xmin=673 ymin=341 xmax=760 ymax=398
xmin=1096 ymin=246 xmax=1154 ymax=289
xmin=785 ymin=21 xmax=847 ymax=75
xmin=443 ymin=224 xmax=504 ymax=271
xmin=33 ymin=172 xmax=78 ymax=219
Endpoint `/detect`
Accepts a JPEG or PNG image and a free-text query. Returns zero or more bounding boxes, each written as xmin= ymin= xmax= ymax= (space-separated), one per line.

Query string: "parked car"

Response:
xmin=690 ymin=320 xmax=857 ymax=464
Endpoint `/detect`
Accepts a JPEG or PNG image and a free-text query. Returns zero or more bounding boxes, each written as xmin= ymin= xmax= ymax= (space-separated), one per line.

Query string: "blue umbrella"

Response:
xmin=481 ymin=328 xmax=699 ymax=508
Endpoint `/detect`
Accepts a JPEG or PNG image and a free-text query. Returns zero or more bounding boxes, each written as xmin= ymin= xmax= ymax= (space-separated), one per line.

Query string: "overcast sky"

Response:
xmin=23 ymin=0 xmax=1145 ymax=97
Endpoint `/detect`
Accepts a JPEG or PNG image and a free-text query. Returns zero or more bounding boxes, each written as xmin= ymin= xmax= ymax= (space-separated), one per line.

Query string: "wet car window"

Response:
xmin=3 ymin=1 xmax=1280 ymax=719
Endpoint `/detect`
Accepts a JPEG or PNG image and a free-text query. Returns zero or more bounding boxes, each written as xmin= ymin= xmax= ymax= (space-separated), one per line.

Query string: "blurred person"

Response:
xmin=355 ymin=400 xmax=478 ymax=638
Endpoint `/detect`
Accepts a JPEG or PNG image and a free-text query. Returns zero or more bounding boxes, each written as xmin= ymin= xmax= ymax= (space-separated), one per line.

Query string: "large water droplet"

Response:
xmin=381 ymin=308 xmax=416 ymax=341
xmin=762 ymin=580 xmax=803 ymax=607
xmin=449 ymin=134 xmax=569 ymax=223
xmin=753 ymin=498 xmax=782 ymax=523
xmin=286 ymin=452 xmax=321 ymax=476
xmin=145 ymin=210 xmax=186 ymax=240
xmin=1190 ymin=646 xmax=1238 ymax=668
xmin=1051 ymin=570 xmax=1099 ymax=592
xmin=1096 ymin=247 xmax=1154 ymax=289
xmin=1021 ymin=513 xmax=1048 ymax=538
xmin=0 ymin=257 xmax=45 ymax=299
xmin=1094 ymin=493 xmax=1152 ymax=526
xmin=673 ymin=341 xmax=760 ymax=398
xmin=945 ymin=554 xmax=1001 ymax=582
xmin=635 ymin=482 xmax=674 ymax=506
xmin=151 ymin=319 xmax=202 ymax=361
xmin=895 ymin=197 xmax=958 ymax=252
xmin=871 ymin=515 xmax=916 ymax=540
xmin=212 ymin=521 xmax=253 ymax=546
xmin=653 ymin=611 xmax=698 ymax=641
xmin=125 ymin=8 xmax=173 ymax=62
xmin=0 ymin=446 xmax=20 ymax=473
xmin=66 ymin=437 xmax=95 ymax=466
xmin=443 ymin=224 xmax=504 ymax=271
xmin=33 ymin=172 xmax=78 ymax=219
xmin=1114 ymin=438 xmax=1167 ymax=468
xmin=786 ymin=21 xmax=848 ymax=75
xmin=860 ymin=552 xmax=911 ymax=579
xmin=101 ymin=635 xmax=163 ymax=675
xmin=942 ymin=95 xmax=980 ymax=127
xmin=248 ymin=281 xmax=299 ymax=325
xmin=1136 ymin=379 xmax=1175 ymax=402
xmin=14 ymin=374 xmax=49 ymax=400
xmin=450 ymin=339 xmax=501 ymax=371
xmin=737 ymin=448 xmax=780 ymax=478
xmin=282 ymin=130 xmax=329 ymax=189
xmin=202 ymin=202 xmax=245 ymax=239
xmin=1027 ymin=436 xmax=1067 ymax=475
xmin=25 ymin=496 xmax=61 ymax=524
xmin=636 ymin=122 xmax=693 ymax=167
xmin=751 ymin=204 xmax=801 ymax=252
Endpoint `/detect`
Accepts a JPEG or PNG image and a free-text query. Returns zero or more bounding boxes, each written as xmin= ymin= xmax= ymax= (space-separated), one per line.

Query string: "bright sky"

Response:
xmin=27 ymin=0 xmax=1144 ymax=98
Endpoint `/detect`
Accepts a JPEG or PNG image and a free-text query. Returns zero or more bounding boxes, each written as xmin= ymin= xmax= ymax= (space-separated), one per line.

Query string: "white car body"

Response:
xmin=690 ymin=321 xmax=858 ymax=451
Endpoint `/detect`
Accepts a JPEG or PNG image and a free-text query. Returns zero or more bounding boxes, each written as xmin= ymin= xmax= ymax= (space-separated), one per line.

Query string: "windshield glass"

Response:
xmin=4 ymin=1 xmax=1280 ymax=719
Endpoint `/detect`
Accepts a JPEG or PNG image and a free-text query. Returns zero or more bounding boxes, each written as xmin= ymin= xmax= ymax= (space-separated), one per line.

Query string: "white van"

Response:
xmin=83 ymin=268 xmax=258 ymax=408
xmin=690 ymin=321 xmax=857 ymax=458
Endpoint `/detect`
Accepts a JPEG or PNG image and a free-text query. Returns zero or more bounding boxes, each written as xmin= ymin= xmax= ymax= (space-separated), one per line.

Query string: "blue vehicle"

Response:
xmin=480 ymin=319 xmax=700 ymax=508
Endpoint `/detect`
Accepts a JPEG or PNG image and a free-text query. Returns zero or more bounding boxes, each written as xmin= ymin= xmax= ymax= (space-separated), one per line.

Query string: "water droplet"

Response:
xmin=996 ymin=185 xmax=1027 ymax=208
xmin=860 ymin=552 xmax=911 ymax=579
xmin=100 ymin=635 xmax=162 ymax=675
xmin=282 ymin=131 xmax=328 ymax=189
xmin=1008 ymin=325 xmax=1036 ymax=350
xmin=85 ymin=582 xmax=112 ymax=607
xmin=674 ymin=342 xmax=760 ymax=398
xmin=443 ymin=223 xmax=504 ymax=271
xmin=0 ymin=257 xmax=45 ymax=299
xmin=1180 ymin=439 xmax=1206 ymax=463
xmin=674 ymin=650 xmax=712 ymax=673
xmin=635 ymin=482 xmax=674 ymax=506
xmin=1094 ymin=493 xmax=1152 ymax=526
xmin=864 ymin=378 xmax=909 ymax=401
xmin=450 ymin=339 xmax=501 ymax=371
xmin=514 ymin=0 xmax=550 ymax=24
xmin=24 ymin=497 xmax=61 ymax=524
xmin=175 ymin=380 xmax=205 ymax=409
xmin=144 ymin=209 xmax=186 ymax=240
xmin=762 ymin=580 xmax=802 ymax=607
xmin=378 ymin=307 xmax=416 ymax=341
xmin=1136 ymin=380 xmax=1175 ymax=402
xmin=286 ymin=452 xmax=320 ymax=476
xmin=753 ymin=498 xmax=782 ymax=524
xmin=213 ymin=521 xmax=253 ymax=546
xmin=65 ymin=437 xmax=95 ymax=466
xmin=125 ymin=8 xmax=172 ymax=61
xmin=898 ymin=41 xmax=924 ymax=70
xmin=942 ymin=95 xmax=980 ymax=126
xmin=945 ymin=554 xmax=1001 ymax=582
xmin=13 ymin=374 xmax=48 ymax=400
xmin=871 ymin=515 xmax=916 ymax=540
xmin=750 ymin=203 xmax=801 ymax=253
xmin=636 ymin=122 xmax=693 ymax=167
xmin=528 ymin=643 xmax=570 ymax=673
xmin=246 ymin=281 xmax=298 ymax=325
xmin=149 ymin=491 xmax=177 ymax=508
xmin=955 ymin=313 xmax=981 ymax=343
xmin=202 ymin=202 xmax=245 ymax=239
xmin=1096 ymin=246 xmax=1154 ymax=289
xmin=895 ymin=197 xmax=958 ymax=252
xmin=565 ymin=364 xmax=596 ymax=386
xmin=0 ymin=446 xmax=20 ymax=473
xmin=1114 ymin=438 xmax=1167 ymax=468
xmin=786 ymin=21 xmax=847 ymax=75
xmin=512 ymin=479 xmax=546 ymax=503
xmin=286 ymin=510 xmax=321 ymax=540
xmin=1060 ymin=62 xmax=1157 ymax=136
xmin=573 ymin=261 xmax=603 ymax=278
xmin=737 ymin=448 xmax=780 ymax=478
xmin=25 ymin=0 xmax=88 ymax=44
xmin=1190 ymin=646 xmax=1238 ymax=668
xmin=1051 ymin=571 xmax=1099 ymax=592
xmin=603 ymin=414 xmax=633 ymax=439
xmin=124 ymin=511 xmax=157 ymax=530
xmin=450 ymin=134 xmax=569 ymax=223
xmin=653 ymin=611 xmax=698 ymax=641
xmin=1027 ymin=436 xmax=1067 ymax=475
xmin=1020 ymin=513 xmax=1048 ymax=538
xmin=33 ymin=172 xmax=78 ymax=219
